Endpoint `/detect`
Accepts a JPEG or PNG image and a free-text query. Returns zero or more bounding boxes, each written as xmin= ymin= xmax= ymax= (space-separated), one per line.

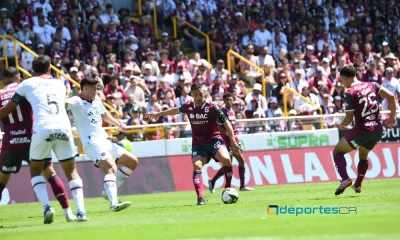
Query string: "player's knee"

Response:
xmin=220 ymin=156 xmax=231 ymax=166
xmin=192 ymin=160 xmax=203 ymax=171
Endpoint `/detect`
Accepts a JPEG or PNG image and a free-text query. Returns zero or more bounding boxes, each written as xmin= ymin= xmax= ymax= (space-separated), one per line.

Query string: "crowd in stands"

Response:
xmin=0 ymin=0 xmax=399 ymax=140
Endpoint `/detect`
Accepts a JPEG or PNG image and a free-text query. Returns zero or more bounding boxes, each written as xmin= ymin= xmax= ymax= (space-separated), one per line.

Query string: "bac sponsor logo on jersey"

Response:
xmin=45 ymin=133 xmax=70 ymax=142
xmin=188 ymin=113 xmax=209 ymax=124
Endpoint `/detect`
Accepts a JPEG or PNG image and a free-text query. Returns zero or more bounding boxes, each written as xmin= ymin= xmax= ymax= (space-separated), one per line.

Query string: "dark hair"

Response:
xmin=80 ymin=78 xmax=99 ymax=89
xmin=3 ymin=67 xmax=19 ymax=78
xmin=340 ymin=65 xmax=356 ymax=78
xmin=111 ymin=74 xmax=119 ymax=81
xmin=223 ymin=92 xmax=233 ymax=99
xmin=191 ymin=83 xmax=202 ymax=91
xmin=32 ymin=55 xmax=51 ymax=74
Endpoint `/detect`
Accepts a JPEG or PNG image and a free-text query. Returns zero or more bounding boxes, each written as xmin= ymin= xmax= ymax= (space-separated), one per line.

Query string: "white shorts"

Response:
xmin=30 ymin=129 xmax=76 ymax=161
xmin=83 ymin=138 xmax=127 ymax=166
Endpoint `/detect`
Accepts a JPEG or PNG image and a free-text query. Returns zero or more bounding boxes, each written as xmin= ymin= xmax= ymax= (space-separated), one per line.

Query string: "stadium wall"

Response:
xmin=1 ymin=129 xmax=399 ymax=205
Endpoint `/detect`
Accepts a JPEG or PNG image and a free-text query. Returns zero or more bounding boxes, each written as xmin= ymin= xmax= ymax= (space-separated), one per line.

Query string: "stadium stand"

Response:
xmin=0 ymin=0 xmax=399 ymax=142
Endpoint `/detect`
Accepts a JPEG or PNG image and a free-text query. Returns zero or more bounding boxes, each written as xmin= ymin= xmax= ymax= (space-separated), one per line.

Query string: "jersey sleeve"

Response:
xmin=214 ymin=105 xmax=228 ymax=124
xmin=97 ymin=97 xmax=107 ymax=115
xmin=66 ymin=97 xmax=78 ymax=111
xmin=371 ymin=82 xmax=382 ymax=94
xmin=12 ymin=81 xmax=28 ymax=104
xmin=217 ymin=108 xmax=228 ymax=125
xmin=344 ymin=92 xmax=354 ymax=112
xmin=178 ymin=102 xmax=186 ymax=113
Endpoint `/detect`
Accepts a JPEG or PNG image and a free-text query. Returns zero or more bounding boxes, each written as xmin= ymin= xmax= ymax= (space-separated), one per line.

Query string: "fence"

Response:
xmin=172 ymin=16 xmax=211 ymax=63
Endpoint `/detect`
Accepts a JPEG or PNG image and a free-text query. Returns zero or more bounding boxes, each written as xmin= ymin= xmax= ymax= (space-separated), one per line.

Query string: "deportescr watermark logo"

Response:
xmin=267 ymin=205 xmax=357 ymax=216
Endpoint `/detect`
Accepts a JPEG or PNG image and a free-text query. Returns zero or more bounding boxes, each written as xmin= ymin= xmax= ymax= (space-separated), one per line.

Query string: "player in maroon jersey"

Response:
xmin=333 ymin=65 xmax=396 ymax=195
xmin=0 ymin=67 xmax=76 ymax=221
xmin=147 ymin=84 xmax=239 ymax=205
xmin=208 ymin=93 xmax=254 ymax=192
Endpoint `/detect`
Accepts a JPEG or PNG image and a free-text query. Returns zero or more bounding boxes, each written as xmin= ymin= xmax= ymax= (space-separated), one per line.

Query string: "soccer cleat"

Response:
xmin=65 ymin=213 xmax=77 ymax=222
xmin=43 ymin=206 xmax=55 ymax=224
xmin=352 ymin=184 xmax=362 ymax=193
xmin=208 ymin=179 xmax=215 ymax=193
xmin=335 ymin=178 xmax=352 ymax=195
xmin=76 ymin=211 xmax=88 ymax=222
xmin=197 ymin=198 xmax=205 ymax=205
xmin=240 ymin=186 xmax=255 ymax=191
xmin=110 ymin=201 xmax=132 ymax=212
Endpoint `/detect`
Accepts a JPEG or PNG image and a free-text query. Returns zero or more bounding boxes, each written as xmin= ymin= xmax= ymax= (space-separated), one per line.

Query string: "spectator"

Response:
xmin=19 ymin=40 xmax=34 ymax=72
xmin=101 ymin=4 xmax=120 ymax=27
xmin=362 ymin=60 xmax=382 ymax=84
xmin=239 ymin=44 xmax=260 ymax=87
xmin=104 ymin=75 xmax=128 ymax=106
xmin=245 ymin=83 xmax=267 ymax=112
xmin=33 ymin=15 xmax=55 ymax=47
xmin=125 ymin=75 xmax=146 ymax=105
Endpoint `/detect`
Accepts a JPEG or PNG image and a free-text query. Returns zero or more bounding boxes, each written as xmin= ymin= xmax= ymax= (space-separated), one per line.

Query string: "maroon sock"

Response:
xmin=0 ymin=183 xmax=4 ymax=201
xmin=334 ymin=153 xmax=349 ymax=180
xmin=211 ymin=168 xmax=224 ymax=184
xmin=239 ymin=166 xmax=245 ymax=188
xmin=223 ymin=166 xmax=233 ymax=188
xmin=193 ymin=171 xmax=204 ymax=199
xmin=354 ymin=160 xmax=368 ymax=187
xmin=48 ymin=176 xmax=70 ymax=209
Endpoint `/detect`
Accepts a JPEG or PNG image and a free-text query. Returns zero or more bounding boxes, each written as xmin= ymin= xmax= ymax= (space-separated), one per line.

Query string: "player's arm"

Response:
xmin=146 ymin=107 xmax=181 ymax=120
xmin=215 ymin=106 xmax=239 ymax=154
xmin=102 ymin=110 xmax=124 ymax=128
xmin=377 ymin=84 xmax=397 ymax=127
xmin=0 ymin=91 xmax=22 ymax=120
xmin=218 ymin=125 xmax=228 ymax=137
xmin=339 ymin=92 xmax=355 ymax=129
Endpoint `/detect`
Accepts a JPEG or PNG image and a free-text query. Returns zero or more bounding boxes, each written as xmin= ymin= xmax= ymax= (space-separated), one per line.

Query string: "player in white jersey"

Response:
xmin=382 ymin=67 xmax=400 ymax=111
xmin=0 ymin=56 xmax=87 ymax=224
xmin=66 ymin=78 xmax=138 ymax=212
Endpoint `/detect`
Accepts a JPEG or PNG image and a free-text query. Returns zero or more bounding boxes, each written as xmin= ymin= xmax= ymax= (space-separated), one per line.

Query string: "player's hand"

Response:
xmin=386 ymin=116 xmax=396 ymax=128
xmin=338 ymin=123 xmax=348 ymax=130
xmin=145 ymin=112 xmax=159 ymax=120
xmin=119 ymin=123 xmax=127 ymax=131
xmin=231 ymin=142 xmax=240 ymax=156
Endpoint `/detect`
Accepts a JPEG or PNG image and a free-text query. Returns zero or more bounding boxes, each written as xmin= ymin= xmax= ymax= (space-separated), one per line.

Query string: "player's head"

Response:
xmin=190 ymin=83 xmax=205 ymax=104
xmin=3 ymin=67 xmax=20 ymax=85
xmin=80 ymin=78 xmax=99 ymax=100
xmin=339 ymin=65 xmax=357 ymax=88
xmin=32 ymin=55 xmax=51 ymax=75
xmin=223 ymin=92 xmax=233 ymax=108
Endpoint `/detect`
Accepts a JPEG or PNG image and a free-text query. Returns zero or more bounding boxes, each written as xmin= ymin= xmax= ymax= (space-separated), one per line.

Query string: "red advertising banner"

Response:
xmin=169 ymin=143 xmax=400 ymax=191
xmin=1 ymin=157 xmax=176 ymax=205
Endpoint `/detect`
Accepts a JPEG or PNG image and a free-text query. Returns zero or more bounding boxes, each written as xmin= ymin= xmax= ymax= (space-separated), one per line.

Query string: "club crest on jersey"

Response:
xmin=204 ymin=107 xmax=209 ymax=113
xmin=88 ymin=109 xmax=102 ymax=124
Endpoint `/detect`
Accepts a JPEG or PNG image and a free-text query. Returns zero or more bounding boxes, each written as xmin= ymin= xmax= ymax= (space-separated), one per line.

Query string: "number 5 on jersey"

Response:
xmin=47 ymin=94 xmax=59 ymax=114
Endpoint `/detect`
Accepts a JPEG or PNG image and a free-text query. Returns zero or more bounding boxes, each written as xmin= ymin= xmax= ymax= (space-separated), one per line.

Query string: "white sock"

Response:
xmin=116 ymin=166 xmax=133 ymax=188
xmin=69 ymin=179 xmax=85 ymax=214
xmin=31 ymin=176 xmax=50 ymax=210
xmin=63 ymin=207 xmax=73 ymax=216
xmin=104 ymin=174 xmax=118 ymax=206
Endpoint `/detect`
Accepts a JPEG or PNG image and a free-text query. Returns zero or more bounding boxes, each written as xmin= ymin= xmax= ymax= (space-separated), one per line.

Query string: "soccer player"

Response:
xmin=147 ymin=83 xmax=239 ymax=205
xmin=0 ymin=56 xmax=87 ymax=224
xmin=333 ymin=65 xmax=396 ymax=195
xmin=66 ymin=78 xmax=137 ymax=212
xmin=208 ymin=93 xmax=254 ymax=192
xmin=0 ymin=67 xmax=76 ymax=222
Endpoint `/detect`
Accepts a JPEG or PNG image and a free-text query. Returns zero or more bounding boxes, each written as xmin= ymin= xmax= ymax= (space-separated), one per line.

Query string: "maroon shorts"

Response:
xmin=223 ymin=136 xmax=242 ymax=156
xmin=345 ymin=128 xmax=383 ymax=150
xmin=0 ymin=148 xmax=52 ymax=174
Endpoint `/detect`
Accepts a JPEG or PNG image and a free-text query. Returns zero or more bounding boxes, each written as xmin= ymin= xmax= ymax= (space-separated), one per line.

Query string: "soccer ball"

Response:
xmin=221 ymin=188 xmax=239 ymax=204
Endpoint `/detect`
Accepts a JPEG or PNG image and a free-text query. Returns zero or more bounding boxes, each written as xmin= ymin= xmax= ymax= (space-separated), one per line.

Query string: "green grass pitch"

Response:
xmin=1 ymin=179 xmax=399 ymax=240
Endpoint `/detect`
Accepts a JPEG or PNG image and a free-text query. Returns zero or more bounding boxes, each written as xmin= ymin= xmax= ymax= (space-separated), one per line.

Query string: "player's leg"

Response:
xmin=52 ymin=133 xmax=87 ymax=222
xmin=212 ymin=140 xmax=233 ymax=189
xmin=111 ymin=142 xmax=138 ymax=188
xmin=352 ymin=130 xmax=382 ymax=193
xmin=234 ymin=149 xmax=254 ymax=191
xmin=192 ymin=152 xmax=208 ymax=205
xmin=209 ymin=163 xmax=224 ymax=193
xmin=41 ymin=160 xmax=76 ymax=222
xmin=0 ymin=149 xmax=12 ymax=201
xmin=0 ymin=172 xmax=11 ymax=201
xmin=30 ymin=132 xmax=55 ymax=224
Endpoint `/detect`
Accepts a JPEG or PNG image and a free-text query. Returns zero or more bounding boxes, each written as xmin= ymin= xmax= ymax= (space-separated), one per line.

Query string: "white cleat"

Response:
xmin=44 ymin=206 xmax=55 ymax=224
xmin=110 ymin=201 xmax=132 ymax=212
xmin=77 ymin=211 xmax=88 ymax=222
xmin=65 ymin=213 xmax=77 ymax=222
xmin=240 ymin=186 xmax=255 ymax=191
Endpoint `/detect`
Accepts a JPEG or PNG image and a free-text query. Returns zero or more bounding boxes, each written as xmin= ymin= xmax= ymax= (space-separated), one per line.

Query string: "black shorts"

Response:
xmin=192 ymin=139 xmax=225 ymax=162
xmin=345 ymin=128 xmax=383 ymax=150
xmin=0 ymin=149 xmax=52 ymax=174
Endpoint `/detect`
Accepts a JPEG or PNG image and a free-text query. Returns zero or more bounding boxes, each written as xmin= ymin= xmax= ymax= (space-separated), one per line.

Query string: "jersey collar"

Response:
xmin=79 ymin=93 xmax=94 ymax=103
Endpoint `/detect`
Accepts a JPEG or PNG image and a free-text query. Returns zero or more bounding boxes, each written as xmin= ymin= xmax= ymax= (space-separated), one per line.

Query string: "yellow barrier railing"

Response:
xmin=0 ymin=35 xmax=119 ymax=118
xmin=172 ymin=16 xmax=211 ymax=63
xmin=137 ymin=0 xmax=142 ymax=16
xmin=226 ymin=50 xmax=266 ymax=97
xmin=152 ymin=0 xmax=158 ymax=38
xmin=282 ymin=87 xmax=324 ymax=129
